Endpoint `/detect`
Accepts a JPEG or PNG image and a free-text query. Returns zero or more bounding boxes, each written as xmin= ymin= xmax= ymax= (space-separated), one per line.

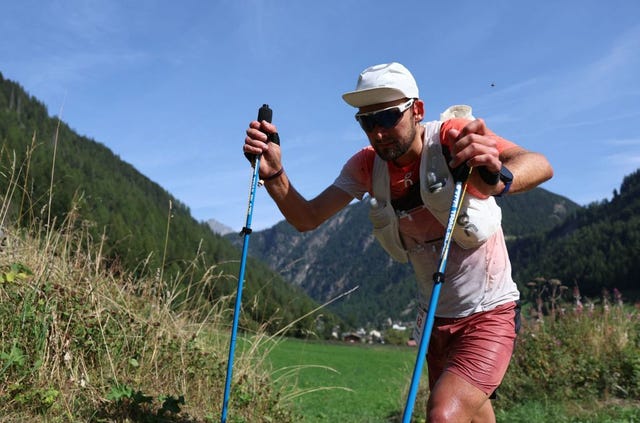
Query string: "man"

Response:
xmin=243 ymin=62 xmax=553 ymax=422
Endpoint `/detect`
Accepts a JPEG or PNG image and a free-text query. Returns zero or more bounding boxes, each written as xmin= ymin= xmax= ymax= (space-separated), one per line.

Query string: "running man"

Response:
xmin=243 ymin=62 xmax=553 ymax=422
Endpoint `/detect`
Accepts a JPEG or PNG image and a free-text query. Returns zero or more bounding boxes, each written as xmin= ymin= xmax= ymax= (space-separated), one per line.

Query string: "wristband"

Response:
xmin=261 ymin=168 xmax=284 ymax=182
xmin=496 ymin=165 xmax=513 ymax=197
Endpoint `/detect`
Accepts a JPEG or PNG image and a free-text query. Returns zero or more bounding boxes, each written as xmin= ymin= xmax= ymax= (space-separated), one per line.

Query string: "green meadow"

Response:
xmin=266 ymin=338 xmax=423 ymax=422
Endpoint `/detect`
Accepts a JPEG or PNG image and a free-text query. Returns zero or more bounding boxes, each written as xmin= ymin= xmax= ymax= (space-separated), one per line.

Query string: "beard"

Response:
xmin=373 ymin=121 xmax=418 ymax=162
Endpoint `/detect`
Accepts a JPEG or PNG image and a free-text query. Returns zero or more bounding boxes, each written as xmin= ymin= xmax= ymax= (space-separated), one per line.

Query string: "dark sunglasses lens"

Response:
xmin=378 ymin=109 xmax=402 ymax=128
xmin=358 ymin=109 xmax=402 ymax=132
xmin=357 ymin=116 xmax=375 ymax=132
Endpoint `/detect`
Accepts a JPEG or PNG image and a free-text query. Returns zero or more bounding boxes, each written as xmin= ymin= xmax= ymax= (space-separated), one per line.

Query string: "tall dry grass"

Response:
xmin=0 ymin=139 xmax=299 ymax=422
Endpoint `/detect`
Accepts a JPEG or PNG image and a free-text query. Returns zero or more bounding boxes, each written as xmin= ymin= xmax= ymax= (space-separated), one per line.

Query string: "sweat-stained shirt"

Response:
xmin=332 ymin=119 xmax=520 ymax=318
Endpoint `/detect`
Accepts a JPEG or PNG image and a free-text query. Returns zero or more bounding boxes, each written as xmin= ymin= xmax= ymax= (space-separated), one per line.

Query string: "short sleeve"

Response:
xmin=332 ymin=147 xmax=376 ymax=200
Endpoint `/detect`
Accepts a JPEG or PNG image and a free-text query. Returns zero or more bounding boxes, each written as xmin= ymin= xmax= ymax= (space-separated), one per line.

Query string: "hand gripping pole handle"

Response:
xmin=245 ymin=104 xmax=277 ymax=162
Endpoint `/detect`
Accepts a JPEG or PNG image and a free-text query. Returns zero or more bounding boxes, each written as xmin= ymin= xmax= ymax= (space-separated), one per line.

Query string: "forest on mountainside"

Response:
xmin=508 ymin=169 xmax=640 ymax=300
xmin=0 ymin=71 xmax=336 ymax=336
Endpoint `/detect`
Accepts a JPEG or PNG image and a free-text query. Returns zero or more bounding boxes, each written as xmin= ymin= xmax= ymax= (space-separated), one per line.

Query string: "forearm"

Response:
xmin=262 ymin=171 xmax=316 ymax=231
xmin=262 ymin=170 xmax=352 ymax=232
xmin=501 ymin=148 xmax=553 ymax=195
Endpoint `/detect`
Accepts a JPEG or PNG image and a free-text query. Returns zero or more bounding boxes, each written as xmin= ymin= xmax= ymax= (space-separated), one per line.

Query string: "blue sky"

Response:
xmin=2 ymin=1 xmax=639 ymax=231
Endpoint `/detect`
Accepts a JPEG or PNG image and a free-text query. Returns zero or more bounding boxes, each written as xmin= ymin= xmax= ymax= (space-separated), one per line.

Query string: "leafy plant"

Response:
xmin=0 ymin=262 xmax=32 ymax=284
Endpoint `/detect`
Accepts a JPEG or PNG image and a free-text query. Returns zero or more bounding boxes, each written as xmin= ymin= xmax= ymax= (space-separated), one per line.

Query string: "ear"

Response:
xmin=413 ymin=99 xmax=425 ymax=122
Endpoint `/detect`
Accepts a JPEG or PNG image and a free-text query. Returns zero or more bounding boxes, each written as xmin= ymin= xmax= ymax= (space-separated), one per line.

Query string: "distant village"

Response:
xmin=332 ymin=318 xmax=417 ymax=347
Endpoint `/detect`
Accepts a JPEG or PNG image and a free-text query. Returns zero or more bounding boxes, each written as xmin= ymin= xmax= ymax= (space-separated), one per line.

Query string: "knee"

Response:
xmin=427 ymin=403 xmax=458 ymax=423
xmin=427 ymin=400 xmax=494 ymax=423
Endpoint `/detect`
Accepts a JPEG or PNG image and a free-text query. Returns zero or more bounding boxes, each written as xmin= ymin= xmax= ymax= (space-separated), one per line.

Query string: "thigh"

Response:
xmin=428 ymin=302 xmax=518 ymax=395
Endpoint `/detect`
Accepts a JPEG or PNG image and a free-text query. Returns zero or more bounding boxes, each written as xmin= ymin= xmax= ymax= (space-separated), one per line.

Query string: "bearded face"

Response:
xmin=371 ymin=114 xmax=418 ymax=162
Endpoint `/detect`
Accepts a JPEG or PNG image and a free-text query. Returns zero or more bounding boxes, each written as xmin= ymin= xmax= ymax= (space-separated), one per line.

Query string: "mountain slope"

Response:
xmin=0 ymin=71 xmax=331 ymax=335
xmin=242 ymin=201 xmax=416 ymax=327
xmin=496 ymin=187 xmax=578 ymax=237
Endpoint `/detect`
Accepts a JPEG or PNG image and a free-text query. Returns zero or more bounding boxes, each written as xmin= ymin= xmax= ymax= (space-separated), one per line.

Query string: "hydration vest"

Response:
xmin=368 ymin=121 xmax=502 ymax=263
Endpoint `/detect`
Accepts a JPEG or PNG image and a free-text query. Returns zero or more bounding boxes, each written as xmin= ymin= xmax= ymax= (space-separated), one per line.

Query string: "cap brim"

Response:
xmin=342 ymin=87 xmax=408 ymax=108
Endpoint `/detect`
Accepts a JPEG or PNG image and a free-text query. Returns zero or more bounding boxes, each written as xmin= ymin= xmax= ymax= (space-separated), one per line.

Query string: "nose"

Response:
xmin=370 ymin=126 xmax=390 ymax=142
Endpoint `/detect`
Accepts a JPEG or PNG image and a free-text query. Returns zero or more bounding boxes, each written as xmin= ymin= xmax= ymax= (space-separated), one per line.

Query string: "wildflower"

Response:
xmin=573 ymin=285 xmax=583 ymax=314
xmin=613 ymin=288 xmax=623 ymax=307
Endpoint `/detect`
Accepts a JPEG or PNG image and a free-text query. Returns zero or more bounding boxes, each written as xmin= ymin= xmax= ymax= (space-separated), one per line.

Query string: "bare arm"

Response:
xmin=263 ymin=175 xmax=354 ymax=231
xmin=244 ymin=120 xmax=353 ymax=231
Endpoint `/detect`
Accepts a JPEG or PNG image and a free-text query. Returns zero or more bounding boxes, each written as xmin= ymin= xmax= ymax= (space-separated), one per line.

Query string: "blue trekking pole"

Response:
xmin=402 ymin=166 xmax=471 ymax=423
xmin=221 ymin=104 xmax=275 ymax=423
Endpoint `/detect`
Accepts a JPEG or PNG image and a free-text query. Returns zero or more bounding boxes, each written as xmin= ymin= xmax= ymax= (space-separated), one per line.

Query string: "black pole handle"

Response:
xmin=451 ymin=163 xmax=471 ymax=184
xmin=257 ymin=103 xmax=272 ymax=125
xmin=442 ymin=145 xmax=470 ymax=184
xmin=259 ymin=104 xmax=279 ymax=146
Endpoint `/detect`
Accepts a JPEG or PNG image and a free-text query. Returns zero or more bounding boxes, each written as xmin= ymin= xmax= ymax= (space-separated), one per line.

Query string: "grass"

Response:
xmin=266 ymin=338 xmax=424 ymax=422
xmin=0 ymin=127 xmax=323 ymax=421
xmin=495 ymin=399 xmax=640 ymax=422
xmin=0 ymin=218 xmax=288 ymax=422
xmin=1 ymin=208 xmax=637 ymax=422
xmin=0 ymin=145 xmax=298 ymax=421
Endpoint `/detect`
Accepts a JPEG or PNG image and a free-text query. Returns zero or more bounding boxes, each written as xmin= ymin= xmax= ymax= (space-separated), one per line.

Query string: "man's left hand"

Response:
xmin=445 ymin=118 xmax=502 ymax=172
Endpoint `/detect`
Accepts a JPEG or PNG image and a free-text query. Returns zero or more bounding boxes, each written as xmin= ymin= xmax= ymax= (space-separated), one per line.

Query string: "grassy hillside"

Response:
xmin=1 ymin=213 xmax=638 ymax=421
xmin=0 ymin=216 xmax=303 ymax=421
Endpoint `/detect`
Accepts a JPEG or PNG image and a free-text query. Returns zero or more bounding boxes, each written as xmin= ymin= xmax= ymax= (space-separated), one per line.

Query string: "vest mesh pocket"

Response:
xmin=369 ymin=198 xmax=409 ymax=263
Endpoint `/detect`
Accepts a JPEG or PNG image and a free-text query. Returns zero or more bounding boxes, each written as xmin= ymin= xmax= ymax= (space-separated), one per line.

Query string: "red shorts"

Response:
xmin=427 ymin=301 xmax=520 ymax=395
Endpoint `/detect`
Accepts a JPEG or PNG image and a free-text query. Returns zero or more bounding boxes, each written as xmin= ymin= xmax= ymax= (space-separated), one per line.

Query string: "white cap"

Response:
xmin=342 ymin=62 xmax=419 ymax=108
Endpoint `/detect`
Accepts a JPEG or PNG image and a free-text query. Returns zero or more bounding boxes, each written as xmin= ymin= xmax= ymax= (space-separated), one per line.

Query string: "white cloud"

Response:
xmin=606 ymin=138 xmax=640 ymax=147
xmin=606 ymin=153 xmax=640 ymax=166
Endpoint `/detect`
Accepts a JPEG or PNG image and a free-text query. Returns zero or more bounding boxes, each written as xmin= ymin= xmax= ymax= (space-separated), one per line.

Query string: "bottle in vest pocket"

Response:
xmin=369 ymin=197 xmax=409 ymax=263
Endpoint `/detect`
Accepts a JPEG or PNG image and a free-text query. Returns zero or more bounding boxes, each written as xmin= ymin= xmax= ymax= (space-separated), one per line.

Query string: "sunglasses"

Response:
xmin=355 ymin=98 xmax=415 ymax=132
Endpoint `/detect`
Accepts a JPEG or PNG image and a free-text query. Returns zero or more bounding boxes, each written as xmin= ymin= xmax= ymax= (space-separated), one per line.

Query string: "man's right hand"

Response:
xmin=244 ymin=120 xmax=282 ymax=177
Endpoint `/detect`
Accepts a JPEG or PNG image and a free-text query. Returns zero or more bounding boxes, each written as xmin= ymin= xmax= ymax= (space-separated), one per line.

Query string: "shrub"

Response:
xmin=499 ymin=279 xmax=640 ymax=409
